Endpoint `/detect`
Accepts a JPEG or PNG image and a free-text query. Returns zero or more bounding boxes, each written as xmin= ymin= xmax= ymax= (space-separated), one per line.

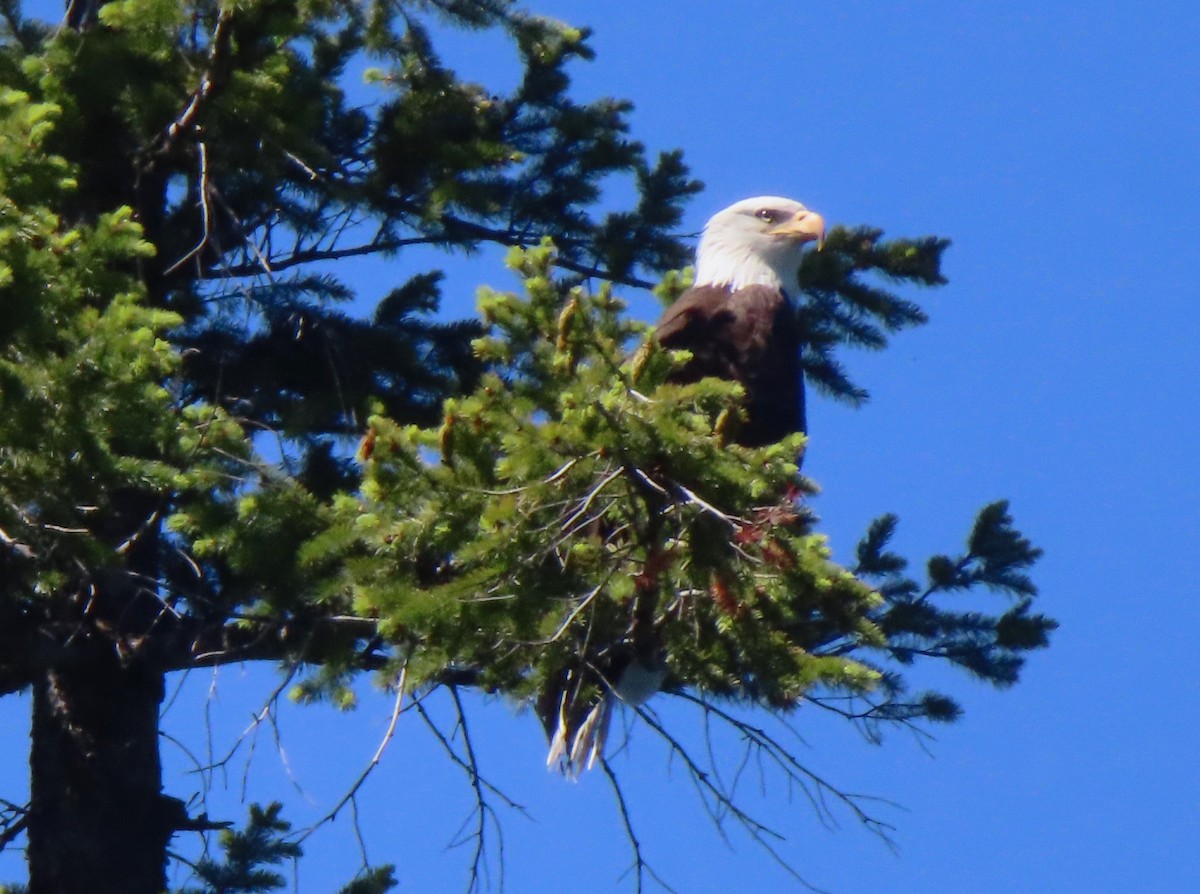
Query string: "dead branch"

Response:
xmin=447 ymin=686 xmax=500 ymax=894
xmin=599 ymin=759 xmax=679 ymax=894
xmin=412 ymin=691 xmax=531 ymax=894
xmin=0 ymin=799 xmax=28 ymax=853
xmin=163 ymin=142 xmax=214 ymax=276
xmin=412 ymin=695 xmax=529 ymax=814
xmin=803 ymin=692 xmax=938 ymax=748
xmin=206 ymin=214 xmax=657 ymax=289
xmin=206 ymin=233 xmax=444 ymax=279
xmin=634 ymin=704 xmax=833 ymax=894
xmin=148 ymin=6 xmax=235 ymax=169
xmin=674 ymin=691 xmax=898 ymax=846
xmin=295 ymin=663 xmax=410 ymax=843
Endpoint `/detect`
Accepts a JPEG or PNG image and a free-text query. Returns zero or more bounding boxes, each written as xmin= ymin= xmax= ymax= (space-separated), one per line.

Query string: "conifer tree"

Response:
xmin=0 ymin=2 xmax=1053 ymax=892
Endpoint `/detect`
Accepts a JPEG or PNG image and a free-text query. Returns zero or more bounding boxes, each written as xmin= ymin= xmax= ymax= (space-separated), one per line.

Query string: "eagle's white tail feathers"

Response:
xmin=546 ymin=658 xmax=667 ymax=776
xmin=571 ymin=696 xmax=614 ymax=772
xmin=545 ymin=690 xmax=573 ymax=770
xmin=546 ymin=692 xmax=613 ymax=777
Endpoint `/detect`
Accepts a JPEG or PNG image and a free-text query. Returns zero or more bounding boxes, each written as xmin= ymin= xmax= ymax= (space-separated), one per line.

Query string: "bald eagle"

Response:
xmin=655 ymin=196 xmax=825 ymax=447
xmin=542 ymin=198 xmax=825 ymax=775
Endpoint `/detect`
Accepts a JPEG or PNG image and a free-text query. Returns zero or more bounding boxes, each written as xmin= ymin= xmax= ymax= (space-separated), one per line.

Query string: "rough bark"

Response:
xmin=27 ymin=653 xmax=178 ymax=894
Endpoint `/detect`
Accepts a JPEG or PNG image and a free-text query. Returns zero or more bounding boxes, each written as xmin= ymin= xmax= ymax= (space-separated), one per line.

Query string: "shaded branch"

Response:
xmin=146 ymin=6 xmax=235 ymax=170
xmin=208 ymin=234 xmax=439 ymax=280
xmin=206 ymin=215 xmax=658 ymax=289
xmin=0 ymin=799 xmax=28 ymax=853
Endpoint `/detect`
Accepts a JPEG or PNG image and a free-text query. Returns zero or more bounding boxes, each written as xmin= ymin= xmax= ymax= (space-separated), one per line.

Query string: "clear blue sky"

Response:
xmin=4 ymin=2 xmax=1199 ymax=892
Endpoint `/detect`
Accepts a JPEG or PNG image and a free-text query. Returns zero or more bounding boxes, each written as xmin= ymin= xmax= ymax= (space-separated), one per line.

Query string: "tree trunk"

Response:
xmin=27 ymin=653 xmax=175 ymax=894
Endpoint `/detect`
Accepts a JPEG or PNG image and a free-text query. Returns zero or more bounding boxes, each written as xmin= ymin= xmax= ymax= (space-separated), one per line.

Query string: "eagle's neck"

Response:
xmin=694 ymin=237 xmax=797 ymax=294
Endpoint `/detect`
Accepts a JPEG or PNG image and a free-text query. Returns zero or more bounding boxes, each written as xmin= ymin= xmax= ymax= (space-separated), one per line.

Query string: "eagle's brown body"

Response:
xmin=655 ymin=282 xmax=804 ymax=446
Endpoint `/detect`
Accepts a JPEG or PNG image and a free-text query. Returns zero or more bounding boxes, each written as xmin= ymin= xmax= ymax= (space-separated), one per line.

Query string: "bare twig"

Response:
xmin=350 ymin=796 xmax=371 ymax=873
xmin=266 ymin=701 xmax=308 ymax=800
xmin=208 ymin=234 xmax=447 ymax=279
xmin=599 ymin=759 xmax=680 ymax=894
xmin=559 ymin=466 xmax=622 ymax=534
xmin=208 ymin=185 xmax=275 ymax=278
xmin=40 ymin=523 xmax=89 ymax=535
xmin=208 ymin=215 xmax=657 ymax=288
xmin=194 ymin=665 xmax=299 ymax=778
xmin=163 ymin=141 xmax=214 ymax=276
xmin=160 ymin=730 xmax=208 ymax=780
xmin=673 ymin=483 xmax=743 ymax=528
xmin=413 ymin=691 xmax=533 ymax=894
xmin=531 ymin=574 xmax=615 ymax=646
xmin=634 ymin=704 xmax=833 ymax=894
xmin=674 ymin=692 xmax=899 ymax=845
xmin=296 ymin=663 xmax=410 ymax=843
xmin=629 ymin=467 xmax=668 ymax=497
xmin=0 ymin=800 xmax=28 ymax=853
xmin=544 ymin=457 xmax=581 ymax=484
xmin=412 ymin=697 xmax=529 ymax=814
xmin=803 ymin=693 xmax=937 ymax=748
xmin=283 ymin=148 xmax=321 ymax=182
xmin=448 ymin=686 xmax=500 ymax=894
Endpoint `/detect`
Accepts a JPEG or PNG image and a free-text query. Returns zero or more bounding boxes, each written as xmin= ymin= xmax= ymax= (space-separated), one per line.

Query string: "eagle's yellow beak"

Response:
xmin=768 ymin=210 xmax=826 ymax=251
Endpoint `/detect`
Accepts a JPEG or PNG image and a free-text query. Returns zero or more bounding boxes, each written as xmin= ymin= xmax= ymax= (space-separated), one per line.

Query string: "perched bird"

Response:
xmin=654 ymin=196 xmax=825 ymax=446
xmin=541 ymin=198 xmax=824 ymax=775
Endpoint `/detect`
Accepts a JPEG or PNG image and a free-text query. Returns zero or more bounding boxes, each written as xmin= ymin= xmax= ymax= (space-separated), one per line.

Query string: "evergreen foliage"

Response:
xmin=796 ymin=225 xmax=948 ymax=404
xmin=0 ymin=1 xmax=1054 ymax=891
xmin=177 ymin=804 xmax=302 ymax=894
xmin=314 ymin=243 xmax=1051 ymax=738
xmin=844 ymin=502 xmax=1051 ymax=734
xmin=176 ymin=803 xmax=398 ymax=894
xmin=327 ymin=242 xmax=887 ymax=710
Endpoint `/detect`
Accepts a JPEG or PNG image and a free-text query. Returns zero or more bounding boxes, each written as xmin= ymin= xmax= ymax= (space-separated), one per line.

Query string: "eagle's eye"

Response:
xmin=755 ymin=208 xmax=779 ymax=224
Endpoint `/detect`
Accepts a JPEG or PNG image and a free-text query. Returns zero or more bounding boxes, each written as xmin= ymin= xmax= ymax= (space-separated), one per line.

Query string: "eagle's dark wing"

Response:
xmin=654 ymin=283 xmax=804 ymax=447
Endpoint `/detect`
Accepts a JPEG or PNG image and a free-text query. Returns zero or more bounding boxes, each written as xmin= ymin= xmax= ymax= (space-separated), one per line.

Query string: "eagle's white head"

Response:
xmin=693 ymin=196 xmax=826 ymax=293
